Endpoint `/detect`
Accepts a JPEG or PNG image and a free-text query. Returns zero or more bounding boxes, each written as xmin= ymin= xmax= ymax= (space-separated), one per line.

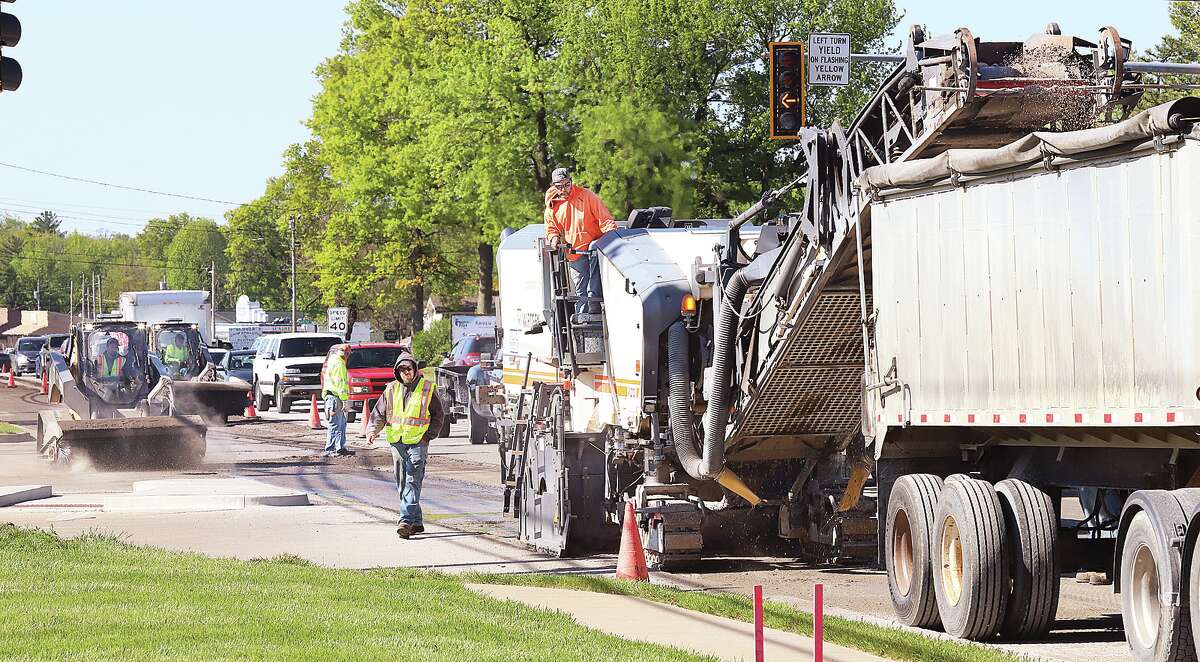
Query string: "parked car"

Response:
xmin=320 ymin=342 xmax=407 ymax=423
xmin=218 ymin=350 xmax=255 ymax=384
xmin=13 ymin=335 xmax=45 ymax=375
xmin=251 ymin=332 xmax=342 ymax=414
xmin=43 ymin=333 xmax=68 ymax=353
xmin=442 ymin=334 xmax=496 ymax=368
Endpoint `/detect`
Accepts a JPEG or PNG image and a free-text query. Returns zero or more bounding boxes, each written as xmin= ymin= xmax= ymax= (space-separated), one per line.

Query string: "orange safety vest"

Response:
xmin=97 ymin=354 xmax=124 ymax=377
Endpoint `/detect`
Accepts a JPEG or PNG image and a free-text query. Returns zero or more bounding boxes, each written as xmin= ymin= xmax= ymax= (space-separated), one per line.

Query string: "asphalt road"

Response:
xmin=0 ymin=375 xmax=1132 ymax=661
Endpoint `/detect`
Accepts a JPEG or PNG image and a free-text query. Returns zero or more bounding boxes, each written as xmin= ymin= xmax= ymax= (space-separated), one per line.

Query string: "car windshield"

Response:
xmin=17 ymin=338 xmax=43 ymax=351
xmin=279 ymin=337 xmax=339 ymax=358
xmin=346 ymin=347 xmax=404 ymax=369
xmin=45 ymin=335 xmax=66 ymax=349
xmin=228 ymin=353 xmax=255 ymax=370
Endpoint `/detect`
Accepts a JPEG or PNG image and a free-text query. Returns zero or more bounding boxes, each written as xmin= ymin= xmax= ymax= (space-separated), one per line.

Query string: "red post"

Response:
xmin=814 ymin=583 xmax=824 ymax=662
xmin=754 ymin=584 xmax=764 ymax=662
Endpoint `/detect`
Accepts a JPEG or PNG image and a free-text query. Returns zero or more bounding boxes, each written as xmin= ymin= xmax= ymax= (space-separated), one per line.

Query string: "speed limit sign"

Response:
xmin=327 ymin=307 xmax=350 ymax=337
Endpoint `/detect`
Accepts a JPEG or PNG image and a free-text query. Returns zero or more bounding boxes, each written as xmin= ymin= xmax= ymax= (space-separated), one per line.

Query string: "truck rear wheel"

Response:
xmin=932 ymin=477 xmax=1009 ymax=640
xmin=467 ymin=392 xmax=487 ymax=445
xmin=1123 ymin=511 xmax=1195 ymax=662
xmin=886 ymin=474 xmax=944 ymax=628
xmin=995 ymin=479 xmax=1060 ymax=639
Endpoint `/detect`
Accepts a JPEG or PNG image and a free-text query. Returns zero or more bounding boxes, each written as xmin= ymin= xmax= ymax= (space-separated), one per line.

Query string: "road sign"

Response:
xmin=769 ymin=42 xmax=806 ymax=139
xmin=326 ymin=307 xmax=350 ymax=337
xmin=808 ymin=33 xmax=851 ymax=86
xmin=450 ymin=314 xmax=496 ymax=345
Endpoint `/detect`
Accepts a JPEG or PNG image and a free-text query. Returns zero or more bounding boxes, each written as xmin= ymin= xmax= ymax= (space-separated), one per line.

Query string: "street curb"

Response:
xmin=0 ymin=485 xmax=52 ymax=507
xmin=102 ymin=493 xmax=310 ymax=511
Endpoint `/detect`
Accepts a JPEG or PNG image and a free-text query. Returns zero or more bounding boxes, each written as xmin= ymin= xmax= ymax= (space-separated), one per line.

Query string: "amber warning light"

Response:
xmin=681 ymin=294 xmax=698 ymax=316
xmin=769 ymin=42 xmax=806 ymax=139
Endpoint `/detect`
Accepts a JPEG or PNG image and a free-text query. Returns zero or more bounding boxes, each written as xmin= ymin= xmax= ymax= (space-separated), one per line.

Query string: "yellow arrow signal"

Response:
xmin=780 ymin=93 xmax=799 ymax=109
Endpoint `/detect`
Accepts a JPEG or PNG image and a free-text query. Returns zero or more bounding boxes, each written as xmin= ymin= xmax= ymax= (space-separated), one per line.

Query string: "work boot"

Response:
xmin=411 ymin=524 xmax=424 ymax=534
xmin=336 ymin=448 xmax=356 ymax=457
xmin=396 ymin=523 xmax=413 ymax=539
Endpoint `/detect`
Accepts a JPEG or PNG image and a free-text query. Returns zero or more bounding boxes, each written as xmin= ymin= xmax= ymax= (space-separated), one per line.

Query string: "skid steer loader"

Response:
xmin=149 ymin=320 xmax=248 ymax=426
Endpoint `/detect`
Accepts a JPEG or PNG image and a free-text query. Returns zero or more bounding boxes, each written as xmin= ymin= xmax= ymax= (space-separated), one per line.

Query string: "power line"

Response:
xmin=0 ymin=161 xmax=243 ymax=206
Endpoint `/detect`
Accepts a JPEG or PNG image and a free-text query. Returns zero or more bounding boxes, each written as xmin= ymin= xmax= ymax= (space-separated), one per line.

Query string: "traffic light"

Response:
xmin=0 ymin=0 xmax=21 ymax=93
xmin=769 ymin=42 xmax=805 ymax=139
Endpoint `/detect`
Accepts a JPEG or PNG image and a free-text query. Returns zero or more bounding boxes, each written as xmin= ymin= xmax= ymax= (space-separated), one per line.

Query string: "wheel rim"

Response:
xmin=1128 ymin=542 xmax=1161 ymax=649
xmin=940 ymin=514 xmax=964 ymax=606
xmin=892 ymin=509 xmax=915 ymax=596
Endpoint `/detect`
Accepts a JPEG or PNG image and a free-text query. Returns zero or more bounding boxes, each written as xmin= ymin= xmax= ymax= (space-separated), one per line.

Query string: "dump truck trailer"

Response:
xmin=493 ymin=22 xmax=1200 ymax=659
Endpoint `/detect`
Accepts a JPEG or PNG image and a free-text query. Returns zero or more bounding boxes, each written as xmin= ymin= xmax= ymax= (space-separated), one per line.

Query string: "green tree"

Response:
xmin=31 ymin=211 xmax=62 ymax=236
xmin=1143 ymin=2 xmax=1200 ymax=106
xmin=136 ymin=213 xmax=191 ymax=261
xmin=165 ymin=218 xmax=227 ymax=294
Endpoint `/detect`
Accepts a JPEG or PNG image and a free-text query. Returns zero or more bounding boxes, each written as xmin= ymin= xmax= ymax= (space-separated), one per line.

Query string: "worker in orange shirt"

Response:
xmin=544 ymin=167 xmax=616 ymax=314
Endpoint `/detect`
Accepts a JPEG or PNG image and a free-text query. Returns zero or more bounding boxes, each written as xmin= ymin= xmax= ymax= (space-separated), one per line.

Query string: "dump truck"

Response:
xmin=492 ymin=22 xmax=1200 ymax=660
xmin=37 ymin=317 xmax=207 ymax=467
xmin=147 ymin=320 xmax=249 ymax=426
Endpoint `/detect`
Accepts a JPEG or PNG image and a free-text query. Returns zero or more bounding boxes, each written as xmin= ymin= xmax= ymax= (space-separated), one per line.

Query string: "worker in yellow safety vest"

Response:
xmin=95 ymin=337 xmax=127 ymax=378
xmin=367 ymin=348 xmax=444 ymax=539
xmin=322 ymin=345 xmax=351 ymax=457
xmin=161 ymin=333 xmax=190 ymax=375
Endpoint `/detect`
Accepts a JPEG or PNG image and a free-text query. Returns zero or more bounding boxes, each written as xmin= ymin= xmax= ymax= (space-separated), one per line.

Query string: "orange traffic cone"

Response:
xmin=39 ymin=368 xmax=48 ymax=396
xmin=359 ymin=406 xmax=371 ymax=437
xmin=309 ymin=393 xmax=322 ymax=429
xmin=615 ymin=500 xmax=650 ymax=581
xmin=244 ymin=390 xmax=257 ymax=419
xmin=6 ymin=367 xmax=15 ymax=389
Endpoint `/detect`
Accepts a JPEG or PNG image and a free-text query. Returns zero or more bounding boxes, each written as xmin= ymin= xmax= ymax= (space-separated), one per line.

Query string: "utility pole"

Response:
xmin=209 ymin=260 xmax=216 ymax=341
xmin=97 ymin=271 xmax=103 ymax=315
xmin=289 ymin=216 xmax=297 ymax=333
xmin=33 ymin=280 xmax=39 ymax=311
xmin=68 ymin=278 xmax=73 ymax=327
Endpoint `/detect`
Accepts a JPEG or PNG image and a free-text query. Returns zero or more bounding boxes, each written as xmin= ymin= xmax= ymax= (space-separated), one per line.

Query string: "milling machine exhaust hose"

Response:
xmin=667 ymin=321 xmax=703 ymax=479
xmin=665 ymin=274 xmax=763 ymax=507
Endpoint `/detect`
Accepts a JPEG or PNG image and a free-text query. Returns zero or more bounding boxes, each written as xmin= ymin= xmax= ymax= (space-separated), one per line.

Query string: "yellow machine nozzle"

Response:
xmin=716 ymin=468 xmax=763 ymax=506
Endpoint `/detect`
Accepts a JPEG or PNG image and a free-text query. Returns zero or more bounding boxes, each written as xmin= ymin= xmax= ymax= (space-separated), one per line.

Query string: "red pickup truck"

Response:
xmin=319 ymin=342 xmax=407 ymax=423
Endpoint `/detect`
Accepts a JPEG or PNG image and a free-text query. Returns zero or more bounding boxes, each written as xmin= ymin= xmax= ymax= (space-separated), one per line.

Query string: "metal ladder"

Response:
xmin=545 ymin=246 xmax=607 ymax=374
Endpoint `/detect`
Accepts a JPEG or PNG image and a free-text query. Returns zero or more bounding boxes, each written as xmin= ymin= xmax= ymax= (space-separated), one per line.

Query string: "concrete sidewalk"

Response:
xmin=467 ymin=583 xmax=890 ymax=662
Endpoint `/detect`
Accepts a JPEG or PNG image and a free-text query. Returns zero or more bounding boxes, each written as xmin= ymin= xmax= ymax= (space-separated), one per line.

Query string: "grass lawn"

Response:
xmin=0 ymin=421 xmax=25 ymax=434
xmin=462 ymin=573 xmax=1018 ymax=662
xmin=0 ymin=525 xmax=712 ymax=661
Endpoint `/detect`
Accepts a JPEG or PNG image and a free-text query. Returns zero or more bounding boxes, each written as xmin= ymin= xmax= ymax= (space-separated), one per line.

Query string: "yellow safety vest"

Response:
xmin=163 ymin=344 xmax=189 ymax=365
xmin=98 ymin=354 xmax=124 ymax=377
xmin=324 ymin=355 xmax=349 ymax=400
xmin=385 ymin=378 xmax=434 ymax=446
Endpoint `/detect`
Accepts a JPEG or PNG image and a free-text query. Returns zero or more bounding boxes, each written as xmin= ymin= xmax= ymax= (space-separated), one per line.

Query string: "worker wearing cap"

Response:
xmin=544 ymin=167 xmax=616 ymax=313
xmin=322 ymin=345 xmax=352 ymax=457
xmin=96 ymin=337 xmax=129 ymax=379
xmin=366 ymin=348 xmax=444 ymax=539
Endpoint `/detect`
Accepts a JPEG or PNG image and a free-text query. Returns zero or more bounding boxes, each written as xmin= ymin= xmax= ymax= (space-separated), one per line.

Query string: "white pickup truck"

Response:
xmin=251 ymin=332 xmax=341 ymax=413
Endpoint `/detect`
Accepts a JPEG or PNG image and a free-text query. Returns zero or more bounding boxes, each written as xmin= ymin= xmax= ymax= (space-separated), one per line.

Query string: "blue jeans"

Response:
xmin=323 ymin=395 xmax=347 ymax=452
xmin=567 ymin=254 xmax=602 ymax=314
xmin=391 ymin=442 xmax=428 ymax=526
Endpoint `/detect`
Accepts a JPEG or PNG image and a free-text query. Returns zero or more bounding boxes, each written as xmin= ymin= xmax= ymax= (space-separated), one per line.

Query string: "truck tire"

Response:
xmin=254 ymin=381 xmax=271 ymax=412
xmin=886 ymin=474 xmax=944 ymax=628
xmin=1123 ymin=511 xmax=1195 ymax=662
xmin=995 ymin=479 xmax=1060 ymax=639
xmin=276 ymin=384 xmax=292 ymax=414
xmin=932 ymin=477 xmax=1009 ymax=640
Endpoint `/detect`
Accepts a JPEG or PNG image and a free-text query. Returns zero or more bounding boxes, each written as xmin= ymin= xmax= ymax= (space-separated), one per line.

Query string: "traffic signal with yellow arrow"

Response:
xmin=769 ymin=42 xmax=804 ymax=139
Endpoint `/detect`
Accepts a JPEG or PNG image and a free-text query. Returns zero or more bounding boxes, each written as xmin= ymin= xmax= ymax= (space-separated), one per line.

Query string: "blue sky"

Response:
xmin=0 ymin=2 xmax=1181 ymax=237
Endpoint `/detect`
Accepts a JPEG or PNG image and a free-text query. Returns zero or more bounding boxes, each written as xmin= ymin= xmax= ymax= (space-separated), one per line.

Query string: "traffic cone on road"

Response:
xmin=615 ymin=500 xmax=650 ymax=582
xmin=243 ymin=390 xmax=258 ymax=419
xmin=39 ymin=369 xmax=48 ymax=396
xmin=309 ymin=393 xmax=323 ymax=429
xmin=359 ymin=407 xmax=371 ymax=438
xmin=6 ymin=367 xmax=15 ymax=389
